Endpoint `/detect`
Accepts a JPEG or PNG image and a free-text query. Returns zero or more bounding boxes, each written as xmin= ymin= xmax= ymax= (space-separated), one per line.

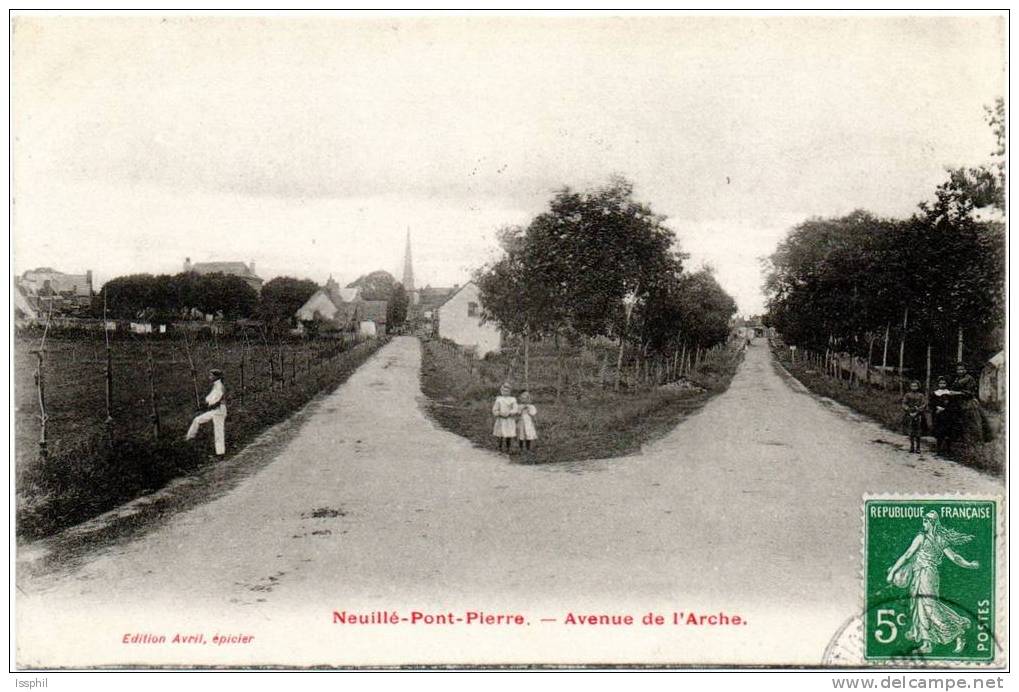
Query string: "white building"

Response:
xmin=295 ymin=278 xmax=360 ymax=322
xmin=435 ymin=281 xmax=501 ymax=357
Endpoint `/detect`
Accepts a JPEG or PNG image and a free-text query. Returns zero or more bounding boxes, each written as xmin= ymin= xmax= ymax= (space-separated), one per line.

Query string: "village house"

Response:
xmin=416 ymin=284 xmax=458 ymax=321
xmin=295 ymin=277 xmax=385 ymax=336
xmin=184 ymin=257 xmax=263 ymax=293
xmin=435 ymin=281 xmax=501 ymax=357
xmin=15 ymin=267 xmax=94 ymax=318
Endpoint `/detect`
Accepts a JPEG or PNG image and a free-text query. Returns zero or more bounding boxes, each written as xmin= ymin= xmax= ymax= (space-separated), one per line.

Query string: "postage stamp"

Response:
xmin=863 ymin=497 xmax=1002 ymax=663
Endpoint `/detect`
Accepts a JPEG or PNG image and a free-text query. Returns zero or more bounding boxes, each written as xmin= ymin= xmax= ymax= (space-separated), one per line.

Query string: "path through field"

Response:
xmin=16 ymin=337 xmax=1001 ymax=667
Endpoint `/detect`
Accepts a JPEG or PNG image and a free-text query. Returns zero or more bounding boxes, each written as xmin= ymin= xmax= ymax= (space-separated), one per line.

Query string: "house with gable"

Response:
xmin=435 ymin=281 xmax=501 ymax=357
xmin=295 ymin=277 xmax=386 ymax=336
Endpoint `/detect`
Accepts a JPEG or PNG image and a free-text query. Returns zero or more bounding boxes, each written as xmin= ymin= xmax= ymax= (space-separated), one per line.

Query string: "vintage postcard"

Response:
xmin=11 ymin=13 xmax=1007 ymax=670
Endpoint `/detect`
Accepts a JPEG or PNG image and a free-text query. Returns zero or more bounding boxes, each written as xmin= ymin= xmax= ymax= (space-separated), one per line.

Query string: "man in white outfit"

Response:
xmin=186 ymin=369 xmax=227 ymax=456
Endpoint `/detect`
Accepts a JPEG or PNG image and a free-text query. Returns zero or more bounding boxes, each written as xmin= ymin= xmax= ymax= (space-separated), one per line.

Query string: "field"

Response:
xmin=15 ymin=326 xmax=388 ymax=538
xmin=420 ymin=336 xmax=743 ymax=464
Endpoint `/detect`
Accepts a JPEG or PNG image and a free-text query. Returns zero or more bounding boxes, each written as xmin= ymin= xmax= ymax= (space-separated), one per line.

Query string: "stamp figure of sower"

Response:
xmin=886 ymin=511 xmax=980 ymax=655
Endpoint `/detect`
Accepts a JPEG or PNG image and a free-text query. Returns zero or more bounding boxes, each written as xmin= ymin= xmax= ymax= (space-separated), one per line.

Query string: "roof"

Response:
xmin=435 ymin=281 xmax=477 ymax=311
xmin=190 ymin=262 xmax=261 ymax=279
xmin=417 ymin=286 xmax=456 ymax=309
xmin=419 ymin=286 xmax=455 ymax=297
xmin=335 ymin=299 xmax=388 ymax=324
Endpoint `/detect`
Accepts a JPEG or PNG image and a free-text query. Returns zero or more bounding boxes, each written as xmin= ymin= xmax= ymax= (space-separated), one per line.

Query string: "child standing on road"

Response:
xmin=492 ymin=383 xmax=518 ymax=453
xmin=901 ymin=379 xmax=927 ymax=454
xmin=516 ymin=390 xmax=538 ymax=452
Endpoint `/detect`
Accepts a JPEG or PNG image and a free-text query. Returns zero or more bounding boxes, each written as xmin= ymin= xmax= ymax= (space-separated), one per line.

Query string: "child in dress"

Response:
xmin=901 ymin=380 xmax=927 ymax=454
xmin=492 ymin=383 xmax=518 ymax=452
xmin=930 ymin=376 xmax=959 ymax=454
xmin=516 ymin=390 xmax=538 ymax=451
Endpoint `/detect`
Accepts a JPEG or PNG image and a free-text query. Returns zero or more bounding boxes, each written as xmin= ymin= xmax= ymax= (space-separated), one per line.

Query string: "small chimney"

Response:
xmin=85 ymin=270 xmax=93 ymax=289
xmin=184 ymin=257 xmax=192 ymax=272
xmin=249 ymin=260 xmax=256 ymax=274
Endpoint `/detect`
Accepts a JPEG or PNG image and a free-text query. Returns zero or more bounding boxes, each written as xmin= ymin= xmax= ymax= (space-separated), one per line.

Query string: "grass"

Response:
xmin=772 ymin=346 xmax=1003 ymax=475
xmin=420 ymin=337 xmax=742 ymax=464
xmin=16 ymin=332 xmax=389 ymax=539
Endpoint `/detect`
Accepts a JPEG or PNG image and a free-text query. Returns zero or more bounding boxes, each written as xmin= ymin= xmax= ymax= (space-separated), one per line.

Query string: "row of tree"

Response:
xmin=96 ymin=270 xmax=409 ymax=330
xmin=475 ymin=176 xmax=737 ymax=386
xmin=763 ymin=100 xmax=1006 ymax=383
xmin=96 ymin=273 xmax=317 ymax=323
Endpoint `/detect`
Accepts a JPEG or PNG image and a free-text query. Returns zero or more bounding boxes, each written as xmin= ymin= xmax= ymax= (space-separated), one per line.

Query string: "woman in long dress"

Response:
xmin=951 ymin=363 xmax=984 ymax=446
xmin=886 ymin=511 xmax=980 ymax=655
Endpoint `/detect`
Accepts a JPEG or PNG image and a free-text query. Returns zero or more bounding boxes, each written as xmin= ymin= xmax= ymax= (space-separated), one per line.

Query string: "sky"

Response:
xmin=12 ymin=14 xmax=1006 ymax=314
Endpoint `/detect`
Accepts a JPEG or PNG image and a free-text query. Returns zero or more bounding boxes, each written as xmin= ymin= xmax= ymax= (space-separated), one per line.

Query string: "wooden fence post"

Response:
xmin=925 ymin=343 xmax=932 ymax=394
xmin=181 ymin=329 xmax=201 ymax=410
xmin=240 ymin=351 xmax=246 ymax=408
xmin=33 ymin=350 xmax=48 ymax=461
xmin=881 ymin=323 xmax=890 ymax=391
xmin=105 ymin=335 xmax=115 ymax=420
xmin=145 ymin=339 xmax=161 ymax=440
xmin=899 ymin=307 xmax=908 ymax=394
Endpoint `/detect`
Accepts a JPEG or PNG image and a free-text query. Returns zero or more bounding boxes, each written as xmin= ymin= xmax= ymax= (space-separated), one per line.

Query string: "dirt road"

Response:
xmin=16 ymin=337 xmax=1001 ymax=667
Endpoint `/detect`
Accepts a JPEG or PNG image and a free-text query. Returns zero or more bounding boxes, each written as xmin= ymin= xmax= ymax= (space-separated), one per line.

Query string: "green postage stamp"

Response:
xmin=864 ymin=496 xmax=1002 ymax=663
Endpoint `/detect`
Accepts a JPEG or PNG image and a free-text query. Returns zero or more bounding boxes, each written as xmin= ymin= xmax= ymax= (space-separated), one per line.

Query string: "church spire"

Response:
xmin=402 ymin=228 xmax=415 ymax=293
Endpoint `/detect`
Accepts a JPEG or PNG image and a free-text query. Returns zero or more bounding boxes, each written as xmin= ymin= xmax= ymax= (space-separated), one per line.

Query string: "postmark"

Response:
xmin=862 ymin=497 xmax=1002 ymax=664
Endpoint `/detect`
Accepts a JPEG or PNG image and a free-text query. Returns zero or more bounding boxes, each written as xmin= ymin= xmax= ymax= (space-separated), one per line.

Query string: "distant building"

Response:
xmin=979 ymin=351 xmax=1005 ymax=405
xmin=295 ymin=277 xmax=383 ymax=336
xmin=731 ymin=315 xmax=770 ymax=340
xmin=417 ymin=284 xmax=458 ymax=320
xmin=20 ymin=267 xmax=94 ymax=297
xmin=184 ymin=257 xmax=263 ymax=293
xmin=16 ymin=267 xmax=94 ymax=317
xmin=335 ymin=299 xmax=388 ymax=337
xmin=295 ymin=276 xmax=359 ymax=321
xmin=435 ymin=281 xmax=501 ymax=357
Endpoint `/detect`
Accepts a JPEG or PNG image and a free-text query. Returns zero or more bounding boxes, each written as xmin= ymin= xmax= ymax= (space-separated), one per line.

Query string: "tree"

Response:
xmin=476 ymin=178 xmax=700 ymax=392
xmin=259 ymin=276 xmax=318 ymax=326
xmin=672 ymin=268 xmax=737 ymax=350
xmin=97 ymin=271 xmax=259 ymax=320
xmin=919 ymin=98 xmax=1006 ymax=223
xmin=190 ymin=273 xmax=258 ymax=318
xmin=99 ymin=274 xmax=176 ymax=319
xmin=522 ymin=177 xmax=686 ymax=341
xmin=387 ymin=282 xmax=409 ymax=330
xmin=764 ymin=211 xmax=1004 ymax=382
xmin=475 ymin=225 xmax=563 ymax=386
xmin=347 ymin=270 xmax=397 ymax=301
